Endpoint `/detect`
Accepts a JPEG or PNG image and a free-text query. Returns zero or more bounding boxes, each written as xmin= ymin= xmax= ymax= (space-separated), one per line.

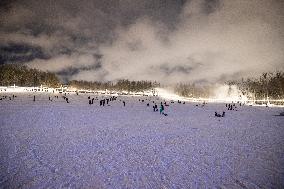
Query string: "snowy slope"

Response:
xmin=0 ymin=93 xmax=283 ymax=188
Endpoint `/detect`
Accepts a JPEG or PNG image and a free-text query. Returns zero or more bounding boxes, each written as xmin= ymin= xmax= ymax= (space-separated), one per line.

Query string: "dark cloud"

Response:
xmin=159 ymin=64 xmax=194 ymax=75
xmin=0 ymin=0 xmax=283 ymax=84
xmin=0 ymin=43 xmax=47 ymax=64
xmin=203 ymin=0 xmax=220 ymax=14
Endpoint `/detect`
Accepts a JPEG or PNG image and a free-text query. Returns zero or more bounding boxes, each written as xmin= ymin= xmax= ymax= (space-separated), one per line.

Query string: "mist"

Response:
xmin=1 ymin=0 xmax=283 ymax=84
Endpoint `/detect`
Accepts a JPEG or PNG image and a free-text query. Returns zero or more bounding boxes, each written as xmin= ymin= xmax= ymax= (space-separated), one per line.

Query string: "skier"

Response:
xmin=123 ymin=101 xmax=125 ymax=106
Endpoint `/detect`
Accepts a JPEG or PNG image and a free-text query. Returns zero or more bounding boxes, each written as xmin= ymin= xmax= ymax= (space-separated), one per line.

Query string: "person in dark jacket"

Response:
xmin=160 ymin=103 xmax=164 ymax=114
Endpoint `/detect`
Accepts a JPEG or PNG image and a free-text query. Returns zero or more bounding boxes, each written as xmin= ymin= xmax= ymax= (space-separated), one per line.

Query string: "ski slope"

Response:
xmin=0 ymin=93 xmax=283 ymax=188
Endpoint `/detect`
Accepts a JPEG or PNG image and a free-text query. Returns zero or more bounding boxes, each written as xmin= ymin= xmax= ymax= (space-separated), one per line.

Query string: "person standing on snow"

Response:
xmin=153 ymin=104 xmax=158 ymax=112
xmin=160 ymin=103 xmax=165 ymax=115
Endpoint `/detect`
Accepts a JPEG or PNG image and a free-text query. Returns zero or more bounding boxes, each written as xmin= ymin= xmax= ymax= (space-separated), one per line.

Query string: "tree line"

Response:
xmin=231 ymin=72 xmax=284 ymax=100
xmin=0 ymin=64 xmax=159 ymax=92
xmin=174 ymin=71 xmax=284 ymax=100
xmin=0 ymin=64 xmax=60 ymax=88
xmin=69 ymin=79 xmax=159 ymax=92
xmin=1 ymin=64 xmax=283 ymax=98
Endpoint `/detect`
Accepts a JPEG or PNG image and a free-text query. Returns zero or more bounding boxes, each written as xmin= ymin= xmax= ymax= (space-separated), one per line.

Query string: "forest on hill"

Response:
xmin=1 ymin=64 xmax=283 ymax=100
xmin=174 ymin=72 xmax=284 ymax=100
xmin=0 ymin=64 xmax=60 ymax=88
xmin=69 ymin=80 xmax=159 ymax=92
xmin=232 ymin=72 xmax=284 ymax=100
xmin=0 ymin=64 xmax=159 ymax=92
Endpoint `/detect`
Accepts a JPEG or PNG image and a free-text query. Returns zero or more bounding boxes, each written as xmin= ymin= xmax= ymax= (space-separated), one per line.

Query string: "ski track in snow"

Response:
xmin=0 ymin=93 xmax=283 ymax=188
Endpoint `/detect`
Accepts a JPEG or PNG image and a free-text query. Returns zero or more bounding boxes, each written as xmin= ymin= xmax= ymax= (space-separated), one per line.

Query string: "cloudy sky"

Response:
xmin=0 ymin=0 xmax=283 ymax=84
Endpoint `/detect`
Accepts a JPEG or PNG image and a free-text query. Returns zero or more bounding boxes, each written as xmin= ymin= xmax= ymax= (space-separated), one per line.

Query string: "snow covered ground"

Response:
xmin=0 ymin=93 xmax=283 ymax=188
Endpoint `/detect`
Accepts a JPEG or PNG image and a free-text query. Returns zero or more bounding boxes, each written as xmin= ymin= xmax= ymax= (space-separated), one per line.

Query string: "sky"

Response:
xmin=0 ymin=0 xmax=283 ymax=84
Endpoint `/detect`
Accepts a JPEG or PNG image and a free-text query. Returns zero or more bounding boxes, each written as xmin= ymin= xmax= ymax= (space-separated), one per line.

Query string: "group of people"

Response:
xmin=215 ymin=111 xmax=225 ymax=117
xmin=177 ymin=100 xmax=186 ymax=104
xmin=1 ymin=93 xmax=253 ymax=120
xmin=48 ymin=95 xmax=59 ymax=101
xmin=62 ymin=95 xmax=69 ymax=103
xmin=152 ymin=103 xmax=166 ymax=115
xmin=138 ymin=97 xmax=190 ymax=116
xmin=138 ymin=98 xmax=168 ymax=116
xmin=98 ymin=96 xmax=118 ymax=106
xmin=226 ymin=103 xmax=237 ymax=111
xmin=215 ymin=102 xmax=245 ymax=118
xmin=88 ymin=96 xmax=96 ymax=105
xmin=0 ymin=95 xmax=17 ymax=101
